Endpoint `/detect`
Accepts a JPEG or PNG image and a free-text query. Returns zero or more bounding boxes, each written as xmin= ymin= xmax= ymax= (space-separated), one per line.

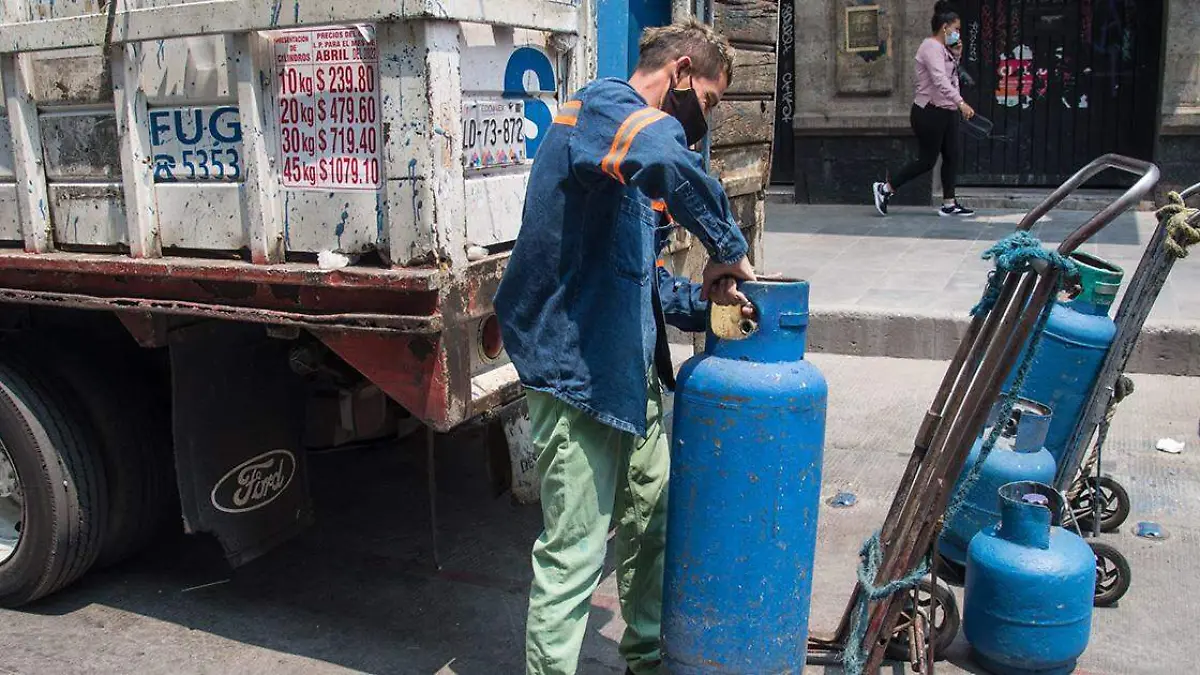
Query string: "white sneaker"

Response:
xmin=873 ymin=182 xmax=891 ymax=216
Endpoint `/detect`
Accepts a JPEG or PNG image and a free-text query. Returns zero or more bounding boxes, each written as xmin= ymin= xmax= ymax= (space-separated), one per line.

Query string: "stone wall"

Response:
xmin=1157 ymin=0 xmax=1200 ymax=196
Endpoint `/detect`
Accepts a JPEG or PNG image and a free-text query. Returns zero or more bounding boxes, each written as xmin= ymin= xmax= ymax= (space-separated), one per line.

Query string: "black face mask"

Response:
xmin=662 ymin=75 xmax=708 ymax=147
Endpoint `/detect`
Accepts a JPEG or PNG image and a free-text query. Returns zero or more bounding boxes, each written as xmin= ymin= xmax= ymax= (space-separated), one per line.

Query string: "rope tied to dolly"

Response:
xmin=970 ymin=231 xmax=1075 ymax=316
xmin=842 ymin=232 xmax=1077 ymax=675
xmin=1068 ymin=374 xmax=1134 ymax=503
xmin=1156 ymin=192 xmax=1200 ymax=259
xmin=842 ymin=533 xmax=930 ymax=675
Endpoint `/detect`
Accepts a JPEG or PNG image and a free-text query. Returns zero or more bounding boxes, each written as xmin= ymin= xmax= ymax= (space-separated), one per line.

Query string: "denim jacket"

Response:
xmin=494 ymin=79 xmax=749 ymax=436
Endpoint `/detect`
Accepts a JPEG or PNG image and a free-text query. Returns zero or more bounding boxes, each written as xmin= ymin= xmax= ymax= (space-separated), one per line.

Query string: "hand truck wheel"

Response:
xmin=1090 ymin=541 xmax=1131 ymax=607
xmin=1072 ymin=475 xmax=1131 ymax=533
xmin=885 ymin=577 xmax=960 ymax=663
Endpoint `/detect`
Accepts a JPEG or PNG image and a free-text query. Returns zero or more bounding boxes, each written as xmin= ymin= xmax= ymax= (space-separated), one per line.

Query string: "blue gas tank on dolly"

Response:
xmin=662 ymin=280 xmax=827 ymax=674
xmin=939 ymin=398 xmax=1057 ymax=569
xmin=965 ymin=481 xmax=1095 ymax=675
xmin=1007 ymin=252 xmax=1123 ymax=465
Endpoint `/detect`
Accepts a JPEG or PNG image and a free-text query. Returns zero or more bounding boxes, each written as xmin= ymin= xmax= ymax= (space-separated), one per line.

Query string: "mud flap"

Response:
xmin=170 ymin=322 xmax=312 ymax=567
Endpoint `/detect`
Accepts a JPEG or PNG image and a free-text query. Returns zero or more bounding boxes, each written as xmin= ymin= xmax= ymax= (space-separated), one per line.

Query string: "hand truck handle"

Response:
xmin=1181 ymin=181 xmax=1200 ymax=201
xmin=1017 ymin=154 xmax=1160 ymax=255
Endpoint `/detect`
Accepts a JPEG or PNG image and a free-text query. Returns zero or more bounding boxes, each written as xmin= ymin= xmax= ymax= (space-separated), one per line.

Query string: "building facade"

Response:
xmin=777 ymin=0 xmax=1199 ymax=204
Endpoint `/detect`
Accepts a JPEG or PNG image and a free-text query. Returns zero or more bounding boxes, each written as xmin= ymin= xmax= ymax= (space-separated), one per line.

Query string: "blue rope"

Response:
xmin=842 ymin=533 xmax=930 ymax=675
xmin=842 ymin=232 xmax=1077 ymax=674
xmin=970 ymin=231 xmax=1074 ymax=316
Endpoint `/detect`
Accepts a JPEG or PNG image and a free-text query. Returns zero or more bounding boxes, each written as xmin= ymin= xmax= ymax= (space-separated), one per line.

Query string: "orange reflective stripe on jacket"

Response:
xmin=601 ymin=107 xmax=667 ymax=183
xmin=553 ymin=100 xmax=582 ymax=126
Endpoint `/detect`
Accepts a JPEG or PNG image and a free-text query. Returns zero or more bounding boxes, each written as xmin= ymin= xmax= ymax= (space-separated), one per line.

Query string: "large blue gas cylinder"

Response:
xmin=1007 ymin=252 xmax=1122 ymax=465
xmin=965 ymin=481 xmax=1095 ymax=675
xmin=663 ymin=280 xmax=827 ymax=674
xmin=939 ymin=398 xmax=1057 ymax=567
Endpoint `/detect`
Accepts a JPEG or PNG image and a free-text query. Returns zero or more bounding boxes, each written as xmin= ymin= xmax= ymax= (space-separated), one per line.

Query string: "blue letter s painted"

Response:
xmin=503 ymin=47 xmax=555 ymax=159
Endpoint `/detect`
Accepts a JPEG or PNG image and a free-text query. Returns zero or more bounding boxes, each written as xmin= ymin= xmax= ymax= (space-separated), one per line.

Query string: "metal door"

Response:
xmin=958 ymin=0 xmax=1164 ymax=187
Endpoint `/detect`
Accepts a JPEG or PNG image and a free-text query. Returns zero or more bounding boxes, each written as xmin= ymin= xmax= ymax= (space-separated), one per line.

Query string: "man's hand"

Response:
xmin=702 ymin=256 xmax=756 ymax=317
xmin=959 ymin=101 xmax=976 ymax=120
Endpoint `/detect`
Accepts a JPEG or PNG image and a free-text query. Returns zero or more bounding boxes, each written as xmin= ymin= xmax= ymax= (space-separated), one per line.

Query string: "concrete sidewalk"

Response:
xmin=764 ymin=202 xmax=1200 ymax=375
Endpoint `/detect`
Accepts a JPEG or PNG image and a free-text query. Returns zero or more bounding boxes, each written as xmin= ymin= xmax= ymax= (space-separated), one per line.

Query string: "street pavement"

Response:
xmin=1 ymin=353 xmax=1195 ymax=675
xmin=763 ymin=202 xmax=1200 ymax=323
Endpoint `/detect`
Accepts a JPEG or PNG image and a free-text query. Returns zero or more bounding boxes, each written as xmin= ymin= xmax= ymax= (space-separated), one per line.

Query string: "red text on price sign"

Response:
xmin=274 ymin=26 xmax=383 ymax=191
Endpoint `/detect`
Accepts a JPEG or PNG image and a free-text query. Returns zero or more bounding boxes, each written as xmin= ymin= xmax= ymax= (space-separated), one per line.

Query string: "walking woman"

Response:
xmin=873 ymin=1 xmax=976 ymax=216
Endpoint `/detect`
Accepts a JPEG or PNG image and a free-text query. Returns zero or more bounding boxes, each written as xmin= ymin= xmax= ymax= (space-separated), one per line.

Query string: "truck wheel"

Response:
xmin=0 ymin=360 xmax=107 ymax=607
xmin=54 ymin=359 xmax=175 ymax=568
xmin=14 ymin=338 xmax=176 ymax=569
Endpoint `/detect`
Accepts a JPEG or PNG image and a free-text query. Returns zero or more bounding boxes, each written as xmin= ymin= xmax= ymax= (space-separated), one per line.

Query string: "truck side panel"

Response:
xmin=0 ymin=114 xmax=17 ymax=242
xmin=3 ymin=19 xmax=567 ymax=264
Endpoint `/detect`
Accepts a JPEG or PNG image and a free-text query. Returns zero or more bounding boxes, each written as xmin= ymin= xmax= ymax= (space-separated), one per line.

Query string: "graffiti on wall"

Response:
xmin=994 ymin=45 xmax=1033 ymax=108
xmin=976 ymin=0 xmax=1135 ymax=111
xmin=778 ymin=0 xmax=795 ymax=123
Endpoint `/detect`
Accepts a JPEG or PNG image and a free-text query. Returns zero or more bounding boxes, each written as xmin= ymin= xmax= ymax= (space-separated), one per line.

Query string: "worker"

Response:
xmin=494 ymin=19 xmax=756 ymax=675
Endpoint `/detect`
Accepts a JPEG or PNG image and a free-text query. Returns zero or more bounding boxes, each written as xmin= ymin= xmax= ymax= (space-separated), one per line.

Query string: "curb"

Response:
xmin=806 ymin=307 xmax=1200 ymax=377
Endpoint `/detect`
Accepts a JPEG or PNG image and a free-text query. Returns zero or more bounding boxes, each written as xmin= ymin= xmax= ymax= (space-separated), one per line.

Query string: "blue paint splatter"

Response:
xmin=375 ymin=193 xmax=385 ymax=242
xmin=156 ymin=40 xmax=166 ymax=68
xmin=335 ymin=202 xmax=349 ymax=249
xmin=37 ymin=199 xmax=45 ymax=220
xmin=283 ymin=192 xmax=292 ymax=249
xmin=407 ymin=159 xmax=421 ymax=225
xmin=293 ymin=0 xmax=299 ymax=23
xmin=270 ymin=0 xmax=283 ymax=27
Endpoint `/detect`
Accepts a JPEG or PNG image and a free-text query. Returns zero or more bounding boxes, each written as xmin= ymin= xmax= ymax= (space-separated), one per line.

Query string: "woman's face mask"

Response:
xmin=661 ymin=72 xmax=709 ymax=147
xmin=946 ymin=28 xmax=961 ymax=46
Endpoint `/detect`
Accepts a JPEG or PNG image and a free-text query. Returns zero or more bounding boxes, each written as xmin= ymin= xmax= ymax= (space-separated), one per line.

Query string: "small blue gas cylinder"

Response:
xmin=965 ymin=481 xmax=1095 ymax=675
xmin=663 ymin=280 xmax=827 ymax=674
xmin=939 ymin=398 xmax=1057 ymax=568
xmin=1007 ymin=252 xmax=1123 ymax=465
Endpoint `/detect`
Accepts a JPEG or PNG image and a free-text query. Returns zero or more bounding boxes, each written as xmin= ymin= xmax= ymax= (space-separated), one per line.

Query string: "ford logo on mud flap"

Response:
xmin=211 ymin=450 xmax=297 ymax=514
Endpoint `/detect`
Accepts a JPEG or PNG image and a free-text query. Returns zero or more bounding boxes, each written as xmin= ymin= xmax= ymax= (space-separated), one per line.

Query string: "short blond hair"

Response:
xmin=636 ymin=19 xmax=735 ymax=85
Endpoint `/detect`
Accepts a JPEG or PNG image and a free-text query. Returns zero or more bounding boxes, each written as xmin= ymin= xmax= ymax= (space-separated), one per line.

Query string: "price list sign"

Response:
xmin=274 ymin=27 xmax=383 ymax=190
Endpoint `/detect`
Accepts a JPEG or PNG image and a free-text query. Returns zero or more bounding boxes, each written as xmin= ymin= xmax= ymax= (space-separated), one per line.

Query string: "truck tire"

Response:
xmin=0 ymin=359 xmax=108 ymax=607
xmin=18 ymin=339 xmax=176 ymax=568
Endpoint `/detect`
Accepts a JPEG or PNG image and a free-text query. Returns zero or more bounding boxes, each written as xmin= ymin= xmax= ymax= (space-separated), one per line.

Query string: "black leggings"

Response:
xmin=892 ymin=103 xmax=959 ymax=200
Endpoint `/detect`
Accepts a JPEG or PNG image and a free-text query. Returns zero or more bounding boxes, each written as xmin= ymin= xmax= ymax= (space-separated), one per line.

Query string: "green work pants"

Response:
xmin=524 ymin=378 xmax=670 ymax=675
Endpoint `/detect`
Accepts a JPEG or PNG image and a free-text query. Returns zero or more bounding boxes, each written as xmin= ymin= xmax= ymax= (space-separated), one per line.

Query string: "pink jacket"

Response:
xmin=913 ymin=37 xmax=962 ymax=110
